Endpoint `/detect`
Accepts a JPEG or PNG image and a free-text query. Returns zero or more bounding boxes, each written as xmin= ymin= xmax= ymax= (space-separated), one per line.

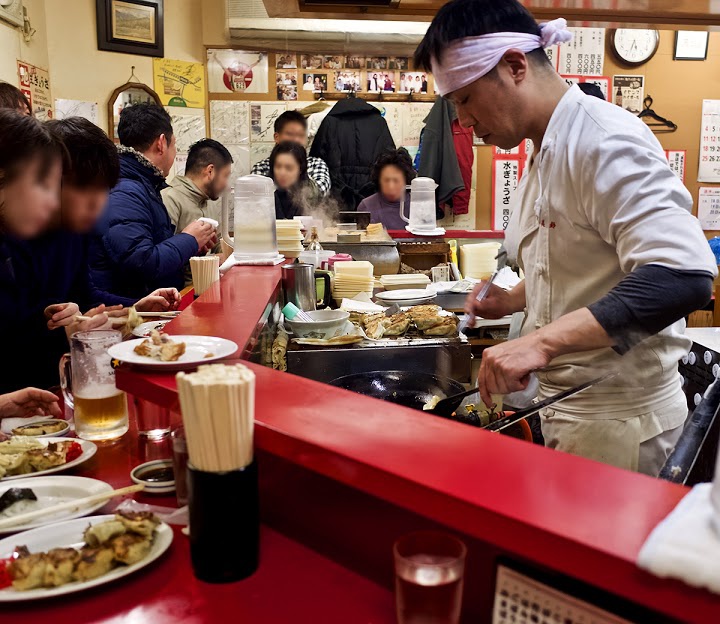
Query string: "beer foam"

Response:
xmin=74 ymin=383 xmax=122 ymax=400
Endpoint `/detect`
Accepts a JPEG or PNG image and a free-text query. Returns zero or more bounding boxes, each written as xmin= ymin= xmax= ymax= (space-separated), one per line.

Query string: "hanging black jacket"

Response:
xmin=309 ymin=97 xmax=395 ymax=210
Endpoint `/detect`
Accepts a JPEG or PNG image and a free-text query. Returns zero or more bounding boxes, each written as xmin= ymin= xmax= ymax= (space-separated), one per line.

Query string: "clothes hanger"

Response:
xmin=637 ymin=95 xmax=678 ymax=133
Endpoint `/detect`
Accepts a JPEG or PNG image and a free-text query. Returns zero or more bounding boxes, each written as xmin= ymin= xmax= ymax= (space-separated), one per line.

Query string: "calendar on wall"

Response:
xmin=699 ymin=100 xmax=720 ymax=183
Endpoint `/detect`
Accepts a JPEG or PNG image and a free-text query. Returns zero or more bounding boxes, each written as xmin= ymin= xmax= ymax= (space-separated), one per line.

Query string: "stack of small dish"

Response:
xmin=375 ymin=288 xmax=437 ymax=307
xmin=276 ymin=220 xmax=304 ymax=260
xmin=379 ymin=274 xmax=431 ymax=291
xmin=332 ymin=261 xmax=375 ymax=304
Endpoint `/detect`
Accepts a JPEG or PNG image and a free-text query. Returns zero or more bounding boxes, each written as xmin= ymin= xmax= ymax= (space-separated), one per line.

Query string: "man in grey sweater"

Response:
xmin=162 ymin=139 xmax=233 ymax=284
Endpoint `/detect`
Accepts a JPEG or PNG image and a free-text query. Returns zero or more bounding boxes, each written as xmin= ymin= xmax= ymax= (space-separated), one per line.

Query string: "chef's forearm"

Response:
xmin=532 ymin=308 xmax=613 ymax=360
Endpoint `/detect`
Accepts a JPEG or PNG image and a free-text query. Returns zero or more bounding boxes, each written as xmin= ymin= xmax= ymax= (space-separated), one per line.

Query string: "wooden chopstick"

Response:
xmin=0 ymin=483 xmax=144 ymax=530
xmin=75 ymin=315 xmax=126 ymax=326
xmin=136 ymin=311 xmax=181 ymax=318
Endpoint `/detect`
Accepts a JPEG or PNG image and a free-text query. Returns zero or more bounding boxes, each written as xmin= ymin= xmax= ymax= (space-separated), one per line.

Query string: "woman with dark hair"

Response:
xmin=269 ymin=141 xmax=316 ymax=219
xmin=357 ymin=148 xmax=416 ymax=230
xmin=0 ymin=82 xmax=31 ymax=116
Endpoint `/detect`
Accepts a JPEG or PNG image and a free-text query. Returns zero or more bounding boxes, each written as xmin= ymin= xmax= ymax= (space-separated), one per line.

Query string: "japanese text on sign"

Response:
xmin=492 ymin=158 xmax=522 ymax=231
xmin=558 ymin=28 xmax=605 ymax=76
xmin=699 ymin=100 xmax=720 ymax=183
xmin=665 ymin=151 xmax=686 ymax=183
xmin=698 ymin=187 xmax=720 ymax=230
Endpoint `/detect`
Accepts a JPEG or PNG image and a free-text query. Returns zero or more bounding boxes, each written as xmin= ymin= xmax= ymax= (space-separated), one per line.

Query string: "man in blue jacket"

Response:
xmin=90 ymin=104 xmax=216 ymax=299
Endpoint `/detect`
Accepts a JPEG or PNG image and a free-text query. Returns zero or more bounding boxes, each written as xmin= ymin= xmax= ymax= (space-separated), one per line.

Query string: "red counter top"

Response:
xmin=116 ymin=266 xmax=720 ymax=623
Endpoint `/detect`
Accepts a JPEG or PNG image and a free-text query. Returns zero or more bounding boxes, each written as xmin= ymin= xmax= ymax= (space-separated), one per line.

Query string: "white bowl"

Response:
xmin=286 ymin=310 xmax=350 ymax=339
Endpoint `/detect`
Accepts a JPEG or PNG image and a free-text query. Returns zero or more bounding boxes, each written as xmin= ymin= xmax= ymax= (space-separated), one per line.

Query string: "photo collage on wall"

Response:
xmin=296 ymin=53 xmax=432 ymax=94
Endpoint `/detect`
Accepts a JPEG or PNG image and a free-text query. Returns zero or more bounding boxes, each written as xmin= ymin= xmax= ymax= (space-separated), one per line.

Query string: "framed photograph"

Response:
xmin=674 ymin=31 xmax=709 ymax=61
xmin=302 ymin=73 xmax=328 ymax=93
xmin=300 ymin=54 xmax=324 ymax=70
xmin=276 ymin=71 xmax=298 ymax=101
xmin=276 ymin=54 xmax=297 ymax=69
xmin=333 ymin=71 xmax=361 ymax=93
xmin=366 ymin=56 xmax=388 ymax=71
xmin=367 ymin=71 xmax=396 ymax=93
xmin=207 ymin=49 xmax=269 ymax=94
xmin=399 ymin=72 xmax=428 ymax=94
xmin=323 ymin=55 xmax=343 ymax=70
xmin=388 ymin=56 xmax=409 ymax=71
xmin=344 ymin=55 xmax=366 ymax=70
xmin=96 ymin=0 xmax=164 ymax=57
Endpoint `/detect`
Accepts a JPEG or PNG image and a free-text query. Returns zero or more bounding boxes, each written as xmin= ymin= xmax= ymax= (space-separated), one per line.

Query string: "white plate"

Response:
xmin=375 ymin=289 xmax=434 ymax=302
xmin=405 ymin=226 xmax=446 ymax=236
xmin=1 ymin=438 xmax=97 ymax=482
xmin=0 ymin=476 xmax=112 ymax=534
xmin=108 ymin=335 xmax=239 ymax=370
xmin=9 ymin=419 xmax=70 ymax=438
xmin=0 ymin=514 xmax=173 ymax=601
xmin=132 ymin=320 xmax=171 ymax=338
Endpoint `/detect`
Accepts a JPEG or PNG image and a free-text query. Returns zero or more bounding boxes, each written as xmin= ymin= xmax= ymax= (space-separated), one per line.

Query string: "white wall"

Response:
xmin=0 ymin=0 xmax=48 ymax=83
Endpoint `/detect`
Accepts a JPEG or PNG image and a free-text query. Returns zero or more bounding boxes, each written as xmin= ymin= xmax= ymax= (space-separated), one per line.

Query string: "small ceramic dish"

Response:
xmin=130 ymin=459 xmax=175 ymax=494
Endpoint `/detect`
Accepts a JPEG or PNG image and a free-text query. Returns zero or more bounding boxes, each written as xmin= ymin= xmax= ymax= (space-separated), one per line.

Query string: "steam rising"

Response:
xmin=289 ymin=184 xmax=340 ymax=230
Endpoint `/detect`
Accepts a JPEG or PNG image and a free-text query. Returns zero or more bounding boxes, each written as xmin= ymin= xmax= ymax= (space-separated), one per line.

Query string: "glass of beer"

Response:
xmin=60 ymin=330 xmax=129 ymax=441
xmin=394 ymin=531 xmax=467 ymax=624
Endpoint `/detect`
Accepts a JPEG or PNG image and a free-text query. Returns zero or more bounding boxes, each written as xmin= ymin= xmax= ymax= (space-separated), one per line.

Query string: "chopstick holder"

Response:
xmin=177 ymin=363 xmax=258 ymax=583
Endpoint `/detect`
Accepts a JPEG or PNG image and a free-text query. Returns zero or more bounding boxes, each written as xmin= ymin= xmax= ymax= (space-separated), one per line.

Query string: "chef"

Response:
xmin=415 ymin=0 xmax=717 ymax=475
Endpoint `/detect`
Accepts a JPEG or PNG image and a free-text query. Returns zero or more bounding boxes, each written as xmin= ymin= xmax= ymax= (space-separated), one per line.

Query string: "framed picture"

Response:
xmin=674 ymin=31 xmax=709 ymax=61
xmin=96 ymin=0 xmax=164 ymax=58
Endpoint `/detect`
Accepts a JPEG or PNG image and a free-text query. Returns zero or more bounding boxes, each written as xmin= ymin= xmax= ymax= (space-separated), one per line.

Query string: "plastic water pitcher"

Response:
xmin=221 ymin=174 xmax=278 ymax=261
xmin=399 ymin=177 xmax=438 ymax=231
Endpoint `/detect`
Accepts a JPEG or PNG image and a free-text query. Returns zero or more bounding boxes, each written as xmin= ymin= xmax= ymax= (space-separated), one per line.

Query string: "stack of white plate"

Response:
xmin=379 ymin=274 xmax=431 ymax=291
xmin=375 ymin=289 xmax=437 ymax=307
xmin=460 ymin=242 xmax=501 ymax=279
xmin=276 ymin=220 xmax=304 ymax=259
xmin=333 ymin=261 xmax=375 ymax=303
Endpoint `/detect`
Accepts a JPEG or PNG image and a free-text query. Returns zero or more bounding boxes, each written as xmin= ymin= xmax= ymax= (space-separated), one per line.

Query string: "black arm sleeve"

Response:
xmin=587 ymin=264 xmax=714 ymax=354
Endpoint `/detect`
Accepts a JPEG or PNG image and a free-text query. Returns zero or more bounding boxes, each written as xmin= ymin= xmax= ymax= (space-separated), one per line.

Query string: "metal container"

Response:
xmin=320 ymin=241 xmax=400 ymax=276
xmin=282 ymin=263 xmax=316 ymax=312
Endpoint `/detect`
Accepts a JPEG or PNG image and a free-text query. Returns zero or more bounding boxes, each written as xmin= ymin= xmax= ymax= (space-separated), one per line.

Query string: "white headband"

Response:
xmin=431 ymin=18 xmax=573 ymax=96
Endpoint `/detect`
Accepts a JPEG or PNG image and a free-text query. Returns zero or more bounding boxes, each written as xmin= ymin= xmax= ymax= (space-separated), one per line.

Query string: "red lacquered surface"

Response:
xmin=114 ymin=266 xmax=720 ymax=623
xmin=388 ymin=229 xmax=505 ymax=239
xmin=4 ymin=419 xmax=394 ymax=623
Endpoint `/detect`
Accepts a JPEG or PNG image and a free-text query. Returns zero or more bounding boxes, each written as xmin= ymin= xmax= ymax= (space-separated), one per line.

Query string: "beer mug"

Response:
xmin=60 ymin=330 xmax=129 ymax=441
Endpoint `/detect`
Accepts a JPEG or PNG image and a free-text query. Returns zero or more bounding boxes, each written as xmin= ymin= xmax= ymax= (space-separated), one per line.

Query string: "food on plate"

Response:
xmin=6 ymin=513 xmax=160 ymax=591
xmin=110 ymin=533 xmax=152 ymax=565
xmin=293 ymin=334 xmax=364 ymax=346
xmin=0 ymin=438 xmax=83 ymax=479
xmin=0 ymin=488 xmax=37 ymax=515
xmin=73 ymin=546 xmax=115 ymax=581
xmin=423 ymin=395 xmax=441 ymax=411
xmin=83 ymin=520 xmax=126 ymax=547
xmin=383 ymin=312 xmax=411 ymax=336
xmin=126 ymin=306 xmax=141 ymax=332
xmin=133 ymin=330 xmax=186 ymax=362
xmin=44 ymin=548 xmax=80 ymax=587
xmin=423 ymin=317 xmax=458 ymax=336
xmin=11 ymin=421 xmax=67 ymax=437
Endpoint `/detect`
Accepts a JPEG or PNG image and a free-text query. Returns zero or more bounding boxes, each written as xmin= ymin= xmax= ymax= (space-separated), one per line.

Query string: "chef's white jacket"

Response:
xmin=505 ymin=85 xmax=717 ymax=428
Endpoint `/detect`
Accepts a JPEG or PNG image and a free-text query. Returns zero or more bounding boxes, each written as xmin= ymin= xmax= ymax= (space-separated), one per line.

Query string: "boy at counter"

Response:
xmin=89 ymin=104 xmax=216 ymax=299
xmin=251 ymin=110 xmax=331 ymax=195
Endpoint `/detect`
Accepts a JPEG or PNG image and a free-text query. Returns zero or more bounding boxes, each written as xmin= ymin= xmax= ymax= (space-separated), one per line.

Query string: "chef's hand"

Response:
xmin=183 ymin=220 xmax=215 ymax=253
xmin=464 ymin=282 xmax=514 ymax=325
xmin=135 ymin=288 xmax=181 ymax=312
xmin=64 ymin=304 xmax=112 ymax=339
xmin=0 ymin=388 xmax=62 ymax=419
xmin=45 ymin=302 xmax=80 ymax=330
xmin=477 ymin=333 xmax=552 ymax=408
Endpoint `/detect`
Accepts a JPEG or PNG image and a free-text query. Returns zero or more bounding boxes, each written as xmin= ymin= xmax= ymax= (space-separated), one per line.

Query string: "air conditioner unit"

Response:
xmin=227 ymin=0 xmax=427 ymax=55
xmin=0 ymin=0 xmax=23 ymax=28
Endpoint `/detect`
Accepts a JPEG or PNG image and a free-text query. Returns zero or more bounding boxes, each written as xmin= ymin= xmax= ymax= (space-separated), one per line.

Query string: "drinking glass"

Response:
xmin=133 ymin=397 xmax=171 ymax=439
xmin=59 ymin=330 xmax=129 ymax=441
xmin=394 ymin=531 xmax=467 ymax=624
xmin=172 ymin=425 xmax=189 ymax=506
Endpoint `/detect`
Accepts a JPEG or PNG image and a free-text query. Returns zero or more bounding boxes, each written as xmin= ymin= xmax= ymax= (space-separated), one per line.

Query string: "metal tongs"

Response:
xmin=457 ymin=271 xmax=498 ymax=334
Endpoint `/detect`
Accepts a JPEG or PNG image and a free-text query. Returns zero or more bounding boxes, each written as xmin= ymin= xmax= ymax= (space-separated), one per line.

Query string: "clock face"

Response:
xmin=612 ymin=29 xmax=660 ymax=65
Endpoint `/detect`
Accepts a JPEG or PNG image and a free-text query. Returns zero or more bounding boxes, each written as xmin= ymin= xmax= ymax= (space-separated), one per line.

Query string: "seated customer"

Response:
xmin=162 ymin=138 xmax=233 ymax=284
xmin=7 ymin=117 xmax=181 ymax=392
xmin=0 ymin=388 xmax=61 ymax=420
xmin=357 ymin=149 xmax=416 ymax=230
xmin=0 ymin=110 xmax=109 ymax=394
xmin=0 ymin=82 xmax=31 ymax=116
xmin=270 ymin=141 xmax=316 ymax=219
xmin=90 ymin=104 xmax=216 ymax=299
xmin=251 ymin=110 xmax=330 ymax=195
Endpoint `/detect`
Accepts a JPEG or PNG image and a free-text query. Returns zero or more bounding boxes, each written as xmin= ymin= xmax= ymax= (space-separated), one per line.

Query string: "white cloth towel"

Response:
xmin=220 ymin=254 xmax=286 ymax=273
xmin=637 ymin=483 xmax=720 ymax=594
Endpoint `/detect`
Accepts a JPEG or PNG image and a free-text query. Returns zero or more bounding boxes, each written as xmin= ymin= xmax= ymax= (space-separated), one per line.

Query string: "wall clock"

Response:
xmin=610 ymin=29 xmax=660 ymax=66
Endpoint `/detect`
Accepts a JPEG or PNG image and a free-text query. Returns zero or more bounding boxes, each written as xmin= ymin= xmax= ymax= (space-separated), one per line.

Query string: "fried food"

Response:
xmin=25 ymin=441 xmax=70 ymax=472
xmin=423 ymin=317 xmax=458 ymax=336
xmin=115 ymin=510 xmax=160 ymax=537
xmin=383 ymin=312 xmax=411 ymax=336
xmin=407 ymin=304 xmax=440 ymax=318
xmin=73 ymin=546 xmax=115 ymax=582
xmin=11 ymin=421 xmax=67 ymax=436
xmin=134 ymin=330 xmax=186 ymax=362
xmin=43 ymin=548 xmax=80 ymax=587
xmin=9 ymin=547 xmax=47 ymax=590
xmin=83 ymin=519 xmax=126 ymax=547
xmin=109 ymin=533 xmax=152 ymax=565
xmin=0 ymin=437 xmax=43 ymax=454
xmin=293 ymin=334 xmax=364 ymax=346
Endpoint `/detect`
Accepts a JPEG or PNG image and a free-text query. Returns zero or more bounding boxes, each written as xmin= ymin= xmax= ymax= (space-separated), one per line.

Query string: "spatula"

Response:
xmin=428 ymin=387 xmax=482 ymax=417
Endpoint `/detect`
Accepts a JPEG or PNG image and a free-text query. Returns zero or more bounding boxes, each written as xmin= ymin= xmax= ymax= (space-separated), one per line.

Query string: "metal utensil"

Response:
xmin=428 ymin=387 xmax=481 ymax=417
xmin=483 ymin=372 xmax=617 ymax=432
xmin=384 ymin=303 xmax=402 ymax=317
xmin=457 ymin=270 xmax=499 ymax=334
